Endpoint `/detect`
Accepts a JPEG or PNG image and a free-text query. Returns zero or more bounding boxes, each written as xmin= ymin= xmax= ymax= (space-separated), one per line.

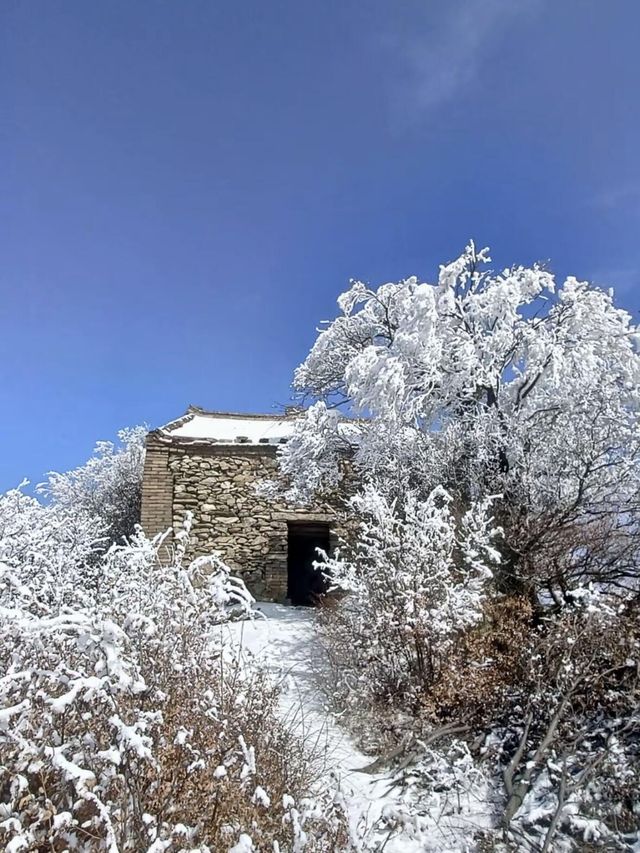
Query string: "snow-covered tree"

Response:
xmin=283 ymin=244 xmax=640 ymax=850
xmin=283 ymin=243 xmax=640 ymax=600
xmin=41 ymin=425 xmax=147 ymax=547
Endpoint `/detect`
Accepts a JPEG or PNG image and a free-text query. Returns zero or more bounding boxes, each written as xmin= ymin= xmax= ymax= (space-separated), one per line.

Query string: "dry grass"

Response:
xmin=423 ymin=595 xmax=534 ymax=724
xmin=0 ymin=634 xmax=352 ymax=852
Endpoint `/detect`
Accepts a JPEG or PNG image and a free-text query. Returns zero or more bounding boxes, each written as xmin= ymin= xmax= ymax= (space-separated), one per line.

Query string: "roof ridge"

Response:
xmin=185 ymin=405 xmax=295 ymax=421
xmin=157 ymin=406 xmax=301 ymax=433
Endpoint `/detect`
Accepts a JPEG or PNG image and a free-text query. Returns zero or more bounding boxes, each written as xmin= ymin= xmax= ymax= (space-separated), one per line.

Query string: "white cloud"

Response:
xmin=383 ymin=0 xmax=543 ymax=118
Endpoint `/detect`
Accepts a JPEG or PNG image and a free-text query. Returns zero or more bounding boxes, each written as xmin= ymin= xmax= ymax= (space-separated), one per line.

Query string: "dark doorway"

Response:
xmin=287 ymin=522 xmax=330 ymax=606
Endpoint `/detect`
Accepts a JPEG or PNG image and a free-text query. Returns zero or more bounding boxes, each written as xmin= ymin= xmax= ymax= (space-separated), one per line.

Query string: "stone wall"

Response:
xmin=141 ymin=431 xmax=344 ymax=600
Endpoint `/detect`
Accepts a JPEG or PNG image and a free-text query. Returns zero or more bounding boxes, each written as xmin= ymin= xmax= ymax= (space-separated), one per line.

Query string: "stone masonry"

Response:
xmin=140 ymin=408 xmax=344 ymax=600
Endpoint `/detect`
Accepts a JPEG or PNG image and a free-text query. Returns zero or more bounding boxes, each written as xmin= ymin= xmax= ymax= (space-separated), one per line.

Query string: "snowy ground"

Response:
xmin=220 ymin=603 xmax=486 ymax=852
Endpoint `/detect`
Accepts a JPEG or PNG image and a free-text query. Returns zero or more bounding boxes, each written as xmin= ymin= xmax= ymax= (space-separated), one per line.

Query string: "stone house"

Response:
xmin=140 ymin=406 xmax=346 ymax=603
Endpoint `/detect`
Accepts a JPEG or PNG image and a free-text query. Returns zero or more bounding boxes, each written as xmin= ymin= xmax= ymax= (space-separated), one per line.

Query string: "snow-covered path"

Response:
xmin=221 ymin=603 xmax=427 ymax=852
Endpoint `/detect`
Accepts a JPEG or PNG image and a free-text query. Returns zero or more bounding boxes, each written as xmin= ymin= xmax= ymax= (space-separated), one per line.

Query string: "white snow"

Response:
xmin=169 ymin=414 xmax=296 ymax=444
xmin=166 ymin=410 xmax=361 ymax=448
xmin=222 ymin=603 xmax=481 ymax=852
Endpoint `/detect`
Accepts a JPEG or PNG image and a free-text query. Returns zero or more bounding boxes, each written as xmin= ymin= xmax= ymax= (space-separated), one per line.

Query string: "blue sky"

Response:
xmin=2 ymin=0 xmax=639 ymax=489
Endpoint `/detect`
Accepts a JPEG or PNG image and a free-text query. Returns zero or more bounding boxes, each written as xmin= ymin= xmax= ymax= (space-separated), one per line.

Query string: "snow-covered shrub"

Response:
xmin=394 ymin=738 xmax=495 ymax=852
xmin=0 ymin=495 xmax=351 ymax=851
xmin=41 ymin=425 xmax=147 ymax=547
xmin=0 ymin=484 xmax=106 ymax=613
xmin=317 ymin=482 xmax=500 ymax=713
xmin=425 ymin=593 xmax=534 ymax=723
xmin=496 ymin=588 xmax=640 ymax=851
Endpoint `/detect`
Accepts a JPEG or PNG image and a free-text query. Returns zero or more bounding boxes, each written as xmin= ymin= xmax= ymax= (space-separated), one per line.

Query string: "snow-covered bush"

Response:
xmin=0 ymin=492 xmax=351 ymax=851
xmin=41 ymin=425 xmax=147 ymax=547
xmin=495 ymin=588 xmax=640 ymax=851
xmin=318 ymin=483 xmax=500 ymax=711
xmin=0 ymin=484 xmax=106 ymax=613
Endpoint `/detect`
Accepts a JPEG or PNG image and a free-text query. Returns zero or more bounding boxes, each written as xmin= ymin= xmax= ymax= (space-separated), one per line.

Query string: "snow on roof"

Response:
xmin=160 ymin=407 xmax=298 ymax=445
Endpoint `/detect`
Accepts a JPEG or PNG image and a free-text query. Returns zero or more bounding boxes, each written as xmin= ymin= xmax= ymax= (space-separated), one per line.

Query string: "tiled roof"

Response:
xmin=158 ymin=406 xmax=299 ymax=445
